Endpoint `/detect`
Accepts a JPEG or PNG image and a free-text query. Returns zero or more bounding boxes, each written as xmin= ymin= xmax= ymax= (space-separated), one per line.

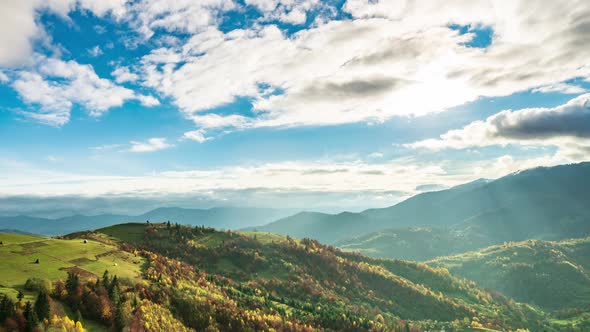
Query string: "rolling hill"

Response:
xmin=257 ymin=162 xmax=590 ymax=259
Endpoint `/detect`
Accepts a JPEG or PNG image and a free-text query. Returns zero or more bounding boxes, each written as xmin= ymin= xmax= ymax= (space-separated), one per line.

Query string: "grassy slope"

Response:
xmin=0 ymin=232 xmax=144 ymax=300
xmin=428 ymin=237 xmax=590 ymax=311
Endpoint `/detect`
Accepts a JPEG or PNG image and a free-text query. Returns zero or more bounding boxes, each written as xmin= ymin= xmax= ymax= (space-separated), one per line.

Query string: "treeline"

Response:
xmin=0 ymin=290 xmax=69 ymax=332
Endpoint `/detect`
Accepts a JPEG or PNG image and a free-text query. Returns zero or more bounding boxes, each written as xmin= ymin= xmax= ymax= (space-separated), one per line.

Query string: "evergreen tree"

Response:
xmin=66 ymin=272 xmax=80 ymax=294
xmin=0 ymin=295 xmax=15 ymax=324
xmin=102 ymin=270 xmax=110 ymax=289
xmin=115 ymin=299 xmax=124 ymax=332
xmin=109 ymin=277 xmax=120 ymax=303
xmin=23 ymin=301 xmax=38 ymax=332
xmin=34 ymin=291 xmax=50 ymax=321
xmin=17 ymin=290 xmax=24 ymax=302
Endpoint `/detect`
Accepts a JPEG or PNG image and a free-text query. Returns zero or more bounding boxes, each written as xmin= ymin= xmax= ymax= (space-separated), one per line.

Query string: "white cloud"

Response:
xmin=245 ymin=0 xmax=321 ymax=25
xmin=0 ymin=0 xmax=127 ymax=67
xmin=128 ymin=0 xmax=236 ymax=38
xmin=0 ymin=155 xmax=574 ymax=208
xmin=87 ymin=45 xmax=103 ymax=57
xmin=137 ymin=94 xmax=160 ymax=106
xmin=129 ymin=137 xmax=173 ymax=152
xmin=182 ymin=130 xmax=211 ymax=143
xmin=0 ymin=70 xmax=10 ymax=83
xmin=111 ymin=66 xmax=139 ymax=83
xmin=90 ymin=144 xmax=123 ymax=151
xmin=368 ymin=152 xmax=383 ymax=159
xmin=136 ymin=0 xmax=590 ymax=136
xmin=13 ymin=57 xmax=159 ymax=126
xmin=532 ymin=83 xmax=586 ymax=95
xmin=407 ymin=93 xmax=590 ymax=161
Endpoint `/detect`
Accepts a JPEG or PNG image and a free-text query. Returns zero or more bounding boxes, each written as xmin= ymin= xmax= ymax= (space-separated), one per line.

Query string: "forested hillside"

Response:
xmin=0 ymin=224 xmax=549 ymax=331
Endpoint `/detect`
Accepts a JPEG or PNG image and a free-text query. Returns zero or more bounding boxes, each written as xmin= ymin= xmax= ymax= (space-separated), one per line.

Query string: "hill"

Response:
xmin=428 ymin=237 xmax=590 ymax=311
xmin=0 ymin=224 xmax=551 ymax=331
xmin=258 ymin=163 xmax=590 ymax=258
xmin=0 ymin=207 xmax=297 ymax=236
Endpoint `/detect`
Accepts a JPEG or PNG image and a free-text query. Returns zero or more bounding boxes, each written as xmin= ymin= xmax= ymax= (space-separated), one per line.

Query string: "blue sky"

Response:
xmin=1 ymin=0 xmax=590 ymax=213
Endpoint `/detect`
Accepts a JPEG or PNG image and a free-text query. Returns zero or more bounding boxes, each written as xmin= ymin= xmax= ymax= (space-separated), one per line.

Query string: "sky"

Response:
xmin=1 ymin=0 xmax=590 ymax=213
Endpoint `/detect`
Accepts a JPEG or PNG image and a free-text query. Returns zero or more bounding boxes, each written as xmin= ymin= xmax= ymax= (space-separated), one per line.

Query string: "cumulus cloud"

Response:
xmin=12 ymin=57 xmax=159 ymax=126
xmin=5 ymin=0 xmax=590 ymax=135
xmin=407 ymin=93 xmax=590 ymax=160
xmin=129 ymin=137 xmax=173 ymax=152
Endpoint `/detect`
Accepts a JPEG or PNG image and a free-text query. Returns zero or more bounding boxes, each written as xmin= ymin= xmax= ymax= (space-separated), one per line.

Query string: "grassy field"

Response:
xmin=0 ymin=232 xmax=144 ymax=300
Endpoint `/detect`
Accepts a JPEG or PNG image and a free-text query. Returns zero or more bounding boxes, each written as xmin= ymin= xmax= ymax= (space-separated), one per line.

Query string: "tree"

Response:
xmin=23 ymin=301 xmax=38 ymax=332
xmin=17 ymin=290 xmax=24 ymax=302
xmin=115 ymin=298 xmax=125 ymax=332
xmin=102 ymin=270 xmax=110 ymax=289
xmin=109 ymin=276 xmax=119 ymax=300
xmin=66 ymin=272 xmax=80 ymax=295
xmin=0 ymin=294 xmax=16 ymax=324
xmin=34 ymin=291 xmax=51 ymax=321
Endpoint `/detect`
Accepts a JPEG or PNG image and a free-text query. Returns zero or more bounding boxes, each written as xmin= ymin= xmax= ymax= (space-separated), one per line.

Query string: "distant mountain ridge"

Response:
xmin=0 ymin=207 xmax=299 ymax=236
xmin=255 ymin=162 xmax=590 ymax=258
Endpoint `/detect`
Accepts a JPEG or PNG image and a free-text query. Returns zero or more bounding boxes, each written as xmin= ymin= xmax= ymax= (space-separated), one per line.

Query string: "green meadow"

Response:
xmin=0 ymin=232 xmax=143 ymax=300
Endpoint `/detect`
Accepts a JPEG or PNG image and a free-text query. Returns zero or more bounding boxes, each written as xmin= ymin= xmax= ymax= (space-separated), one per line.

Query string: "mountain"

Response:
xmin=256 ymin=163 xmax=590 ymax=256
xmin=0 ymin=207 xmax=298 ymax=236
xmin=428 ymin=237 xmax=590 ymax=311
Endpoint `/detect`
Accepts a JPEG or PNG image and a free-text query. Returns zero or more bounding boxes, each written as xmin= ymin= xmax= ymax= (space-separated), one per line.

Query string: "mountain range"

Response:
xmin=255 ymin=162 xmax=590 ymax=260
xmin=0 ymin=207 xmax=297 ymax=236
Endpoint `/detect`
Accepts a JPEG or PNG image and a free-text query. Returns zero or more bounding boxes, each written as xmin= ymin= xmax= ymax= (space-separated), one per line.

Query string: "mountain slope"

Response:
xmin=257 ymin=162 xmax=590 ymax=250
xmin=85 ymin=223 xmax=543 ymax=331
xmin=428 ymin=237 xmax=590 ymax=311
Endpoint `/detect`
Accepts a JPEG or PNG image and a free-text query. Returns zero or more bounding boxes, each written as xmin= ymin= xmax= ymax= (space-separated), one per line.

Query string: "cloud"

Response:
xmin=134 ymin=0 xmax=590 ymax=137
xmin=0 ymin=70 xmax=9 ymax=83
xmin=368 ymin=152 xmax=383 ymax=159
xmin=90 ymin=144 xmax=123 ymax=151
xmin=87 ymin=45 xmax=103 ymax=57
xmin=0 ymin=155 xmax=575 ymax=211
xmin=111 ymin=66 xmax=139 ymax=83
xmin=407 ymin=93 xmax=590 ymax=160
xmin=137 ymin=94 xmax=160 ymax=106
xmin=245 ymin=0 xmax=324 ymax=25
xmin=128 ymin=0 xmax=236 ymax=38
xmin=182 ymin=130 xmax=211 ymax=143
xmin=0 ymin=0 xmax=127 ymax=67
xmin=12 ymin=57 xmax=159 ymax=126
xmin=532 ymin=83 xmax=586 ymax=94
xmin=129 ymin=138 xmax=173 ymax=152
